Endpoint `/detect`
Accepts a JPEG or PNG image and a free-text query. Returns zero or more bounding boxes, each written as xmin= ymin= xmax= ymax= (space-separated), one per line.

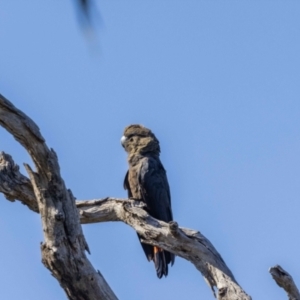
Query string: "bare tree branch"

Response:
xmin=78 ymin=198 xmax=251 ymax=300
xmin=270 ymin=265 xmax=300 ymax=300
xmin=0 ymin=149 xmax=251 ymax=299
xmin=0 ymin=94 xmax=117 ymax=300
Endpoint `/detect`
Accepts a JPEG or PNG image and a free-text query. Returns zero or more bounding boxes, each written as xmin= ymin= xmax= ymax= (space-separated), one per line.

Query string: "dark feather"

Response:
xmin=123 ymin=171 xmax=132 ymax=198
xmin=122 ymin=125 xmax=175 ymax=278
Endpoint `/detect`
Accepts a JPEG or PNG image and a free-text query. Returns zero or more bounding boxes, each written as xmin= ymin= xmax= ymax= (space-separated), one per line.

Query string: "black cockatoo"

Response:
xmin=121 ymin=124 xmax=175 ymax=278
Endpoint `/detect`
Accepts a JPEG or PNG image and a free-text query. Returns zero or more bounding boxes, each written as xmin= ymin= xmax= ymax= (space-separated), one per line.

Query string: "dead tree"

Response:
xmin=0 ymin=94 xmax=298 ymax=299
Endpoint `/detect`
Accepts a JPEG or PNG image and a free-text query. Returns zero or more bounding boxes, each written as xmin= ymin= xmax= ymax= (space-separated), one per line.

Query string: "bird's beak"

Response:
xmin=121 ymin=136 xmax=127 ymax=147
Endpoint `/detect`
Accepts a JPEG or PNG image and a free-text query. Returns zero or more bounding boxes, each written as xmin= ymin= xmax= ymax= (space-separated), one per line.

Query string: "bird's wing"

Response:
xmin=138 ymin=156 xmax=173 ymax=222
xmin=123 ymin=170 xmax=133 ymax=198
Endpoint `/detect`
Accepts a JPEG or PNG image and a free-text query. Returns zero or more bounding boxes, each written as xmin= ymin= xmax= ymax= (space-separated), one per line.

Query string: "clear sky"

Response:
xmin=1 ymin=1 xmax=300 ymax=299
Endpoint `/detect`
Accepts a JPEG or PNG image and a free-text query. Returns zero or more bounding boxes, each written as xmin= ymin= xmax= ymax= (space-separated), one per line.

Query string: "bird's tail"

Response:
xmin=153 ymin=246 xmax=174 ymax=278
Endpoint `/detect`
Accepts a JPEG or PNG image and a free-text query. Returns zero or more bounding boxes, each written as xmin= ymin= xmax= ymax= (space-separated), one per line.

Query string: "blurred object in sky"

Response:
xmin=73 ymin=0 xmax=103 ymax=51
xmin=73 ymin=0 xmax=103 ymax=32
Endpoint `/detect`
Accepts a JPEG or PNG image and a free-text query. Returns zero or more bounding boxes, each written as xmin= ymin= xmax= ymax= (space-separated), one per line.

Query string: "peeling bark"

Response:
xmin=0 ymin=94 xmax=117 ymax=300
xmin=270 ymin=265 xmax=300 ymax=300
xmin=0 ymin=151 xmax=38 ymax=212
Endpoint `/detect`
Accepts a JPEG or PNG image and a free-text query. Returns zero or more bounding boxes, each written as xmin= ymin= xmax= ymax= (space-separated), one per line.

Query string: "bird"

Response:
xmin=121 ymin=124 xmax=175 ymax=278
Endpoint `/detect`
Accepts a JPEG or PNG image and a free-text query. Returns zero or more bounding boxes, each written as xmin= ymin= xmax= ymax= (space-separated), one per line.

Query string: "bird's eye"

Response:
xmin=126 ymin=134 xmax=135 ymax=142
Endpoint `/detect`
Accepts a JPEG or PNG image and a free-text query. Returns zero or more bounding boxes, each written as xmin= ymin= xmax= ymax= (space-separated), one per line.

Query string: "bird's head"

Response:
xmin=121 ymin=124 xmax=160 ymax=156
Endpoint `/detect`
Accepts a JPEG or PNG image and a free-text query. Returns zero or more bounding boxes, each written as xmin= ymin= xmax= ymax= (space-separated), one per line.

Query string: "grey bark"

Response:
xmin=0 ymin=94 xmax=117 ymax=300
xmin=0 ymin=93 xmax=254 ymax=299
xmin=78 ymin=198 xmax=251 ymax=300
xmin=270 ymin=265 xmax=300 ymax=300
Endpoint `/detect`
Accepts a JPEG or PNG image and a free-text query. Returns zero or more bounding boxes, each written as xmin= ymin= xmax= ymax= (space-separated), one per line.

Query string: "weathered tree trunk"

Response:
xmin=0 ymin=94 xmax=117 ymax=300
xmin=3 ymin=93 xmax=297 ymax=299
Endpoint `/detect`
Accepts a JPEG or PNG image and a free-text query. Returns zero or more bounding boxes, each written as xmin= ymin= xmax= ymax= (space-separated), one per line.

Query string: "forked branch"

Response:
xmin=0 ymin=94 xmax=117 ymax=300
xmin=0 ymin=94 xmax=253 ymax=300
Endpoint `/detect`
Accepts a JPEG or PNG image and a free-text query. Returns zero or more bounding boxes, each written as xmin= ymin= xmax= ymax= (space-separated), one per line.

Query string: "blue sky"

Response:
xmin=1 ymin=1 xmax=300 ymax=299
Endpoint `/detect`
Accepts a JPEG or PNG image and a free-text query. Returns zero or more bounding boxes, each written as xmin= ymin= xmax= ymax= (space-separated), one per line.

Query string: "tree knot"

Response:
xmin=168 ymin=221 xmax=179 ymax=236
xmin=218 ymin=286 xmax=227 ymax=298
